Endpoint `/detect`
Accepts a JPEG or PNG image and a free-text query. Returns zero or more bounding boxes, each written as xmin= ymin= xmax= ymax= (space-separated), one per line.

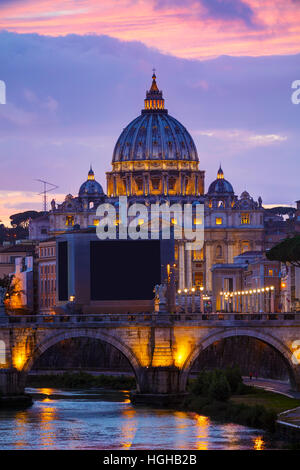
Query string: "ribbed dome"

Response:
xmin=112 ymin=73 xmax=198 ymax=163
xmin=207 ymin=166 xmax=234 ymax=195
xmin=79 ymin=167 xmax=104 ymax=197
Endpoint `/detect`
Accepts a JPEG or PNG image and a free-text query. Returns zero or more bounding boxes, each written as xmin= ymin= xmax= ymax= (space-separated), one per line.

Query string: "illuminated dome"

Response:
xmin=207 ymin=166 xmax=234 ymax=195
xmin=112 ymin=72 xmax=198 ymax=163
xmin=79 ymin=166 xmax=104 ymax=197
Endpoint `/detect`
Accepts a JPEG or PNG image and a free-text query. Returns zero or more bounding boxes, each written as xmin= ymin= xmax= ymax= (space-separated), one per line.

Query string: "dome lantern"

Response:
xmin=144 ymin=70 xmax=165 ymax=112
xmin=88 ymin=165 xmax=95 ymax=181
xmin=217 ymin=165 xmax=224 ymax=180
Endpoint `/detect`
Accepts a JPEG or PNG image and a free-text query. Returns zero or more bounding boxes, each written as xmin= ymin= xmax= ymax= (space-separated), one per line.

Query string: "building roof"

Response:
xmin=0 ymin=244 xmax=36 ymax=253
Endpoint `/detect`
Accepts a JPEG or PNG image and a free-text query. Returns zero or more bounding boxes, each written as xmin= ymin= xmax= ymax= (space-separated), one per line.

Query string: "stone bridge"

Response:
xmin=1 ymin=312 xmax=300 ymax=403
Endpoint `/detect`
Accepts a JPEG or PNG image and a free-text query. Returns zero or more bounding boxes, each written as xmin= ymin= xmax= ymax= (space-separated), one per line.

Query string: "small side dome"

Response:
xmin=207 ymin=166 xmax=234 ymax=195
xmin=79 ymin=166 xmax=104 ymax=197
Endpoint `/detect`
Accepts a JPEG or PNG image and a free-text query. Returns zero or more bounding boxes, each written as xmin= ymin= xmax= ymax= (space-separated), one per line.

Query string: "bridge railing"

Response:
xmin=2 ymin=312 xmax=300 ymax=326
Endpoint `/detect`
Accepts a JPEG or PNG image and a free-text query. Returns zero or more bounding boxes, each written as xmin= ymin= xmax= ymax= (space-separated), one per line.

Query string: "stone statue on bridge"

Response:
xmin=154 ymin=284 xmax=168 ymax=313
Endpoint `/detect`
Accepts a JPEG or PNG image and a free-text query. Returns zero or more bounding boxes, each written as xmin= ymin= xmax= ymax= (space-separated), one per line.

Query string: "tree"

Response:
xmin=208 ymin=370 xmax=231 ymax=402
xmin=10 ymin=211 xmax=44 ymax=229
xmin=266 ymin=235 xmax=300 ymax=268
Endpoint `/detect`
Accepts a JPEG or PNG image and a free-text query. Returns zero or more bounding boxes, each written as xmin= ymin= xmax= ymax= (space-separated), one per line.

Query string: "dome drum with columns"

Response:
xmin=106 ymin=73 xmax=204 ymax=198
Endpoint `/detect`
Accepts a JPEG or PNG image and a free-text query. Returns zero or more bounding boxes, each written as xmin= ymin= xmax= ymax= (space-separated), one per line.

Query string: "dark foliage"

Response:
xmin=266 ymin=235 xmax=300 ymax=267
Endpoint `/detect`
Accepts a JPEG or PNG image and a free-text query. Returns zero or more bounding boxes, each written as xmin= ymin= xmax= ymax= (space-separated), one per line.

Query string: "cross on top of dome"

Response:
xmin=144 ymin=70 xmax=165 ymax=111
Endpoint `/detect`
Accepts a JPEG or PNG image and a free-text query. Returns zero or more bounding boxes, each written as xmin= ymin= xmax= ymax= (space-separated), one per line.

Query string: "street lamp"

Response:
xmin=200 ymin=286 xmax=204 ymax=313
xmin=184 ymin=288 xmax=188 ymax=313
xmin=191 ymin=287 xmax=196 ymax=312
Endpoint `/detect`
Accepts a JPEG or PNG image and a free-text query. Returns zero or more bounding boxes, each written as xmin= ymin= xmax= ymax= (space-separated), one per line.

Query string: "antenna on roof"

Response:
xmin=35 ymin=179 xmax=59 ymax=212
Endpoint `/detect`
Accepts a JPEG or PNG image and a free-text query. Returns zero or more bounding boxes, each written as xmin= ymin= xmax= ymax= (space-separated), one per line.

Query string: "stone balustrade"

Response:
xmin=1 ymin=312 xmax=300 ymax=326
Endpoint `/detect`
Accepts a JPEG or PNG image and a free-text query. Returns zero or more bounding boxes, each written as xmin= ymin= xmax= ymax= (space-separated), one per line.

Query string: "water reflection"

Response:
xmin=15 ymin=411 xmax=29 ymax=449
xmin=0 ymin=388 xmax=267 ymax=450
xmin=253 ymin=436 xmax=265 ymax=450
xmin=39 ymin=402 xmax=57 ymax=448
xmin=120 ymin=407 xmax=137 ymax=449
xmin=194 ymin=414 xmax=209 ymax=450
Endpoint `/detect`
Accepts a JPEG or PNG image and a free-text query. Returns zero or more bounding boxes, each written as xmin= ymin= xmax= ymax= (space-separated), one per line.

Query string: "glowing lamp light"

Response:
xmin=184 ymin=288 xmax=188 ymax=293
xmin=69 ymin=295 xmax=75 ymax=302
xmin=13 ymin=353 xmax=26 ymax=371
xmin=177 ymin=289 xmax=182 ymax=294
xmin=191 ymin=287 xmax=195 ymax=293
xmin=200 ymin=286 xmax=204 ymax=292
xmin=270 ymin=286 xmax=275 ymax=290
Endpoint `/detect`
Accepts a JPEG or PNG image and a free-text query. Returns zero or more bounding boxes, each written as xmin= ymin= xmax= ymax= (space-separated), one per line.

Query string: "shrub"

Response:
xmin=208 ymin=371 xmax=231 ymax=402
xmin=190 ymin=371 xmax=211 ymax=396
xmin=224 ymin=366 xmax=243 ymax=394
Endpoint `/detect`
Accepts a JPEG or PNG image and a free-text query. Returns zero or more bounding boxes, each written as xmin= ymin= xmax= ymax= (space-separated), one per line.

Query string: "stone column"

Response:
xmin=221 ymin=293 xmax=224 ymax=311
xmin=200 ymin=290 xmax=204 ymax=313
xmin=271 ymin=289 xmax=275 ymax=313
xmin=123 ymin=177 xmax=128 ymax=196
xmin=179 ymin=243 xmax=185 ymax=290
xmin=186 ymin=248 xmax=192 ymax=289
xmin=227 ymin=242 xmax=234 ymax=264
xmin=205 ymin=242 xmax=212 ymax=292
xmin=245 ymin=293 xmax=248 ymax=313
xmin=166 ymin=175 xmax=169 ymax=195
xmin=194 ymin=174 xmax=198 ymax=196
xmin=259 ymin=290 xmax=263 ymax=312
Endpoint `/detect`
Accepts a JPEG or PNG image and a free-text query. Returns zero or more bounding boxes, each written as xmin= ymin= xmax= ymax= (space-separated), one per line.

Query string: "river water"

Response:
xmin=0 ymin=388 xmax=266 ymax=450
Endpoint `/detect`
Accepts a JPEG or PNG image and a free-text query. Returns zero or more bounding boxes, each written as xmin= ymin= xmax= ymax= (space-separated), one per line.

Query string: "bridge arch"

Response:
xmin=180 ymin=328 xmax=299 ymax=391
xmin=22 ymin=329 xmax=141 ymax=390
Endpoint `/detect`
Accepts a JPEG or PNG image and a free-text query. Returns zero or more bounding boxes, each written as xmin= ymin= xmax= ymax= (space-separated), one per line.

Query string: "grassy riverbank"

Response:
xmin=26 ymin=371 xmax=136 ymax=390
xmin=230 ymin=388 xmax=300 ymax=414
xmin=184 ymin=368 xmax=300 ymax=433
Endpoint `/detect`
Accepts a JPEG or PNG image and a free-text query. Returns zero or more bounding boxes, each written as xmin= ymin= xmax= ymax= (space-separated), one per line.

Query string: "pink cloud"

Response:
xmin=0 ymin=0 xmax=299 ymax=58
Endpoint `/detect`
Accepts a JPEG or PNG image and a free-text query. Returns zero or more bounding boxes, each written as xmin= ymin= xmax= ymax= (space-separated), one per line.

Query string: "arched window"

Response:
xmin=242 ymin=241 xmax=250 ymax=253
xmin=216 ymin=245 xmax=222 ymax=258
xmin=0 ymin=340 xmax=5 ymax=364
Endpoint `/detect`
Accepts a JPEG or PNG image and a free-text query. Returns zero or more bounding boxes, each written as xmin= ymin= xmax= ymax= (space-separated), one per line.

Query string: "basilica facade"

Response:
xmin=29 ymin=73 xmax=265 ymax=301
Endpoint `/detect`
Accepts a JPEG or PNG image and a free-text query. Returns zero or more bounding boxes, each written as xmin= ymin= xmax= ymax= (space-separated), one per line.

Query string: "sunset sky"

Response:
xmin=0 ymin=0 xmax=299 ymax=224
